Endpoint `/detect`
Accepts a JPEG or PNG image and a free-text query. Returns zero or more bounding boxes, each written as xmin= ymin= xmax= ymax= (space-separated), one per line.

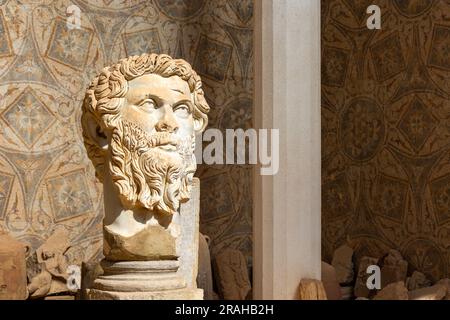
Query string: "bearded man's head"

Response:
xmin=81 ymin=53 xmax=209 ymax=216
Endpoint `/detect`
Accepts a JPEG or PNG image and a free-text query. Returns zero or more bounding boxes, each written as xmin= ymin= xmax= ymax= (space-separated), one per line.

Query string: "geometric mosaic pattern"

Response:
xmin=373 ymin=174 xmax=408 ymax=223
xmin=0 ymin=0 xmax=253 ymax=275
xmin=1 ymin=87 xmax=55 ymax=147
xmin=322 ymin=46 xmax=350 ymax=87
xmin=0 ymin=172 xmax=13 ymax=220
xmin=194 ymin=35 xmax=233 ymax=83
xmin=398 ymin=97 xmax=438 ymax=153
xmin=45 ymin=18 xmax=94 ymax=71
xmin=322 ymin=172 xmax=352 ymax=221
xmin=392 ymin=0 xmax=435 ymax=18
xmin=339 ymin=97 xmax=385 ymax=162
xmin=430 ymin=174 xmax=450 ymax=226
xmin=46 ymin=170 xmax=94 ymax=223
xmin=228 ymin=0 xmax=253 ymax=24
xmin=428 ymin=25 xmax=450 ymax=71
xmin=322 ymin=0 xmax=450 ymax=280
xmin=122 ymin=28 xmax=162 ymax=57
xmin=155 ymin=0 xmax=206 ymax=20
xmin=0 ymin=11 xmax=12 ymax=58
xmin=200 ymin=174 xmax=234 ymax=222
xmin=370 ymin=32 xmax=405 ymax=82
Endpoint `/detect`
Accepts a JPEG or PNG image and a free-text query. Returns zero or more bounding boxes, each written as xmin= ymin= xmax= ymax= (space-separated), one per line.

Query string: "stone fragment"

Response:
xmin=380 ymin=249 xmax=408 ymax=288
xmin=36 ymin=228 xmax=70 ymax=262
xmin=355 ymin=297 xmax=369 ymax=300
xmin=80 ymin=261 xmax=103 ymax=300
xmin=213 ymin=249 xmax=251 ymax=300
xmin=436 ymin=279 xmax=450 ymax=300
xmin=104 ymin=225 xmax=177 ymax=261
xmin=28 ymin=270 xmax=52 ymax=299
xmin=406 ymin=271 xmax=431 ymax=290
xmin=340 ymin=286 xmax=354 ymax=300
xmin=331 ymin=244 xmax=354 ymax=285
xmin=44 ymin=295 xmax=75 ymax=300
xmin=36 ymin=227 xmax=70 ymax=281
xmin=26 ymin=251 xmax=42 ymax=283
xmin=297 ymin=279 xmax=327 ymax=300
xmin=196 ymin=233 xmax=214 ymax=300
xmin=28 ymin=227 xmax=72 ymax=298
xmin=354 ymin=256 xmax=378 ymax=298
xmin=48 ymin=279 xmax=69 ymax=296
xmin=408 ymin=284 xmax=446 ymax=300
xmin=0 ymin=232 xmax=28 ymax=300
xmin=373 ymin=281 xmax=408 ymax=300
xmin=321 ymin=262 xmax=342 ymax=300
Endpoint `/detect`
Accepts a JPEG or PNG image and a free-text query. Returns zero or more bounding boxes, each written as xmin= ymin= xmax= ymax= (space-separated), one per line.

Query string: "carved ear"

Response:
xmin=84 ymin=113 xmax=108 ymax=151
xmin=193 ymin=117 xmax=206 ymax=132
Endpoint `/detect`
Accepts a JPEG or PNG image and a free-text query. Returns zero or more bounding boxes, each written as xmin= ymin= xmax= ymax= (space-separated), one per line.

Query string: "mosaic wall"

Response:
xmin=0 ymin=0 xmax=253 ymax=272
xmin=321 ymin=0 xmax=450 ymax=281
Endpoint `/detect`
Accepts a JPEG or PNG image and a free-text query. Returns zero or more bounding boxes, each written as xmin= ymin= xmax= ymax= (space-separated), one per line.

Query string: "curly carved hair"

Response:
xmin=81 ymin=53 xmax=210 ymax=181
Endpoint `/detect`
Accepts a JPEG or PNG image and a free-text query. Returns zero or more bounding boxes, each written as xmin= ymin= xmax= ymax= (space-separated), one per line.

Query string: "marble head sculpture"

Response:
xmin=81 ymin=53 xmax=209 ymax=262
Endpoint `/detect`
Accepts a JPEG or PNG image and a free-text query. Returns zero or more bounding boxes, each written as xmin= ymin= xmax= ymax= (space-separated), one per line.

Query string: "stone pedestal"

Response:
xmin=177 ymin=178 xmax=200 ymax=288
xmin=88 ymin=180 xmax=202 ymax=300
xmin=88 ymin=260 xmax=202 ymax=300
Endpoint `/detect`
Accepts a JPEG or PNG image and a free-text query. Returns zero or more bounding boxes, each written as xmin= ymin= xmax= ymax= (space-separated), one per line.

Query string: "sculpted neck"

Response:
xmin=101 ymin=167 xmax=180 ymax=262
xmin=102 ymin=167 xmax=169 ymax=237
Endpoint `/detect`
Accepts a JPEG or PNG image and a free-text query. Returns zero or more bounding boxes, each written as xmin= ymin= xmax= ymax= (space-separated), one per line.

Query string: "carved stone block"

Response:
xmin=213 ymin=249 xmax=250 ymax=300
xmin=331 ymin=244 xmax=354 ymax=285
xmin=321 ymin=261 xmax=342 ymax=300
xmin=406 ymin=271 xmax=431 ymax=290
xmin=380 ymin=249 xmax=408 ymax=288
xmin=436 ymin=279 xmax=450 ymax=300
xmin=0 ymin=232 xmax=28 ymax=300
xmin=354 ymin=256 xmax=379 ymax=298
xmin=373 ymin=281 xmax=408 ymax=300
xmin=297 ymin=279 xmax=327 ymax=300
xmin=408 ymin=284 xmax=446 ymax=300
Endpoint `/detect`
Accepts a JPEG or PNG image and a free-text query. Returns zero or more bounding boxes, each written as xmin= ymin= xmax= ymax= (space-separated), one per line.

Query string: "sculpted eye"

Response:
xmin=174 ymin=104 xmax=190 ymax=118
xmin=139 ymin=99 xmax=157 ymax=112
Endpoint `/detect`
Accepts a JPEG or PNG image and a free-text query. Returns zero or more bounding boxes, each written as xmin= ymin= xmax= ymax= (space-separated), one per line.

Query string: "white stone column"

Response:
xmin=253 ymin=0 xmax=321 ymax=299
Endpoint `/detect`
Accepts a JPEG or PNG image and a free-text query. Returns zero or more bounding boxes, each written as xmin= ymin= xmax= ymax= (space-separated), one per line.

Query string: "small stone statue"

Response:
xmin=27 ymin=228 xmax=71 ymax=299
xmin=81 ymin=53 xmax=209 ymax=299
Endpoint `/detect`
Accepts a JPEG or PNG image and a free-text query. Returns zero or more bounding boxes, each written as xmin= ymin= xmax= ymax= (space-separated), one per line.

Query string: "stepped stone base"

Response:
xmin=87 ymin=260 xmax=203 ymax=300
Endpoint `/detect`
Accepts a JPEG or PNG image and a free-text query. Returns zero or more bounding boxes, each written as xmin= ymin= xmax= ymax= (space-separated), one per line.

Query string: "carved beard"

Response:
xmin=108 ymin=120 xmax=196 ymax=216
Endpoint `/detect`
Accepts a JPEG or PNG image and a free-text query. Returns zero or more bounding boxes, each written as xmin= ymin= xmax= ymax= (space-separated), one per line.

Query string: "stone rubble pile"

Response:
xmin=321 ymin=244 xmax=450 ymax=300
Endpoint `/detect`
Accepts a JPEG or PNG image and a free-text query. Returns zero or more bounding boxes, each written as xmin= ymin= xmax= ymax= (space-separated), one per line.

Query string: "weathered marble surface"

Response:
xmin=177 ymin=178 xmax=200 ymax=288
xmin=81 ymin=52 xmax=208 ymax=299
xmin=88 ymin=260 xmax=202 ymax=300
xmin=0 ymin=1 xmax=254 ymax=292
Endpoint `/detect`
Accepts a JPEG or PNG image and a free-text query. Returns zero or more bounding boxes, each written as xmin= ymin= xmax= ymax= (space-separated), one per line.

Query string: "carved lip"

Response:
xmin=158 ymin=144 xmax=177 ymax=151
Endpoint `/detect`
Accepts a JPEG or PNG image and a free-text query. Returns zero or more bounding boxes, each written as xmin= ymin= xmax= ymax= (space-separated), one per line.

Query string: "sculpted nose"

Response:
xmin=155 ymin=108 xmax=179 ymax=133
